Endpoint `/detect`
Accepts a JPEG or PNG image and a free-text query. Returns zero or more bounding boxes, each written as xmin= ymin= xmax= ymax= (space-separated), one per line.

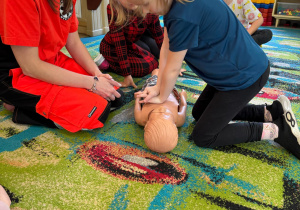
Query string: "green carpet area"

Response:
xmin=1 ymin=27 xmax=300 ymax=209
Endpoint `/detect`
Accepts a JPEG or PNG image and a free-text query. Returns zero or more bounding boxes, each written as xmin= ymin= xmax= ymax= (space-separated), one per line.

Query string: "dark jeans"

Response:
xmin=252 ymin=29 xmax=273 ymax=46
xmin=135 ymin=30 xmax=160 ymax=60
xmin=191 ymin=63 xmax=270 ymax=148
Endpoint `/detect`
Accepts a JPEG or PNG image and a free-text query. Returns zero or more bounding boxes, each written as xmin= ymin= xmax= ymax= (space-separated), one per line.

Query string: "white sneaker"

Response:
xmin=278 ymin=95 xmax=300 ymax=144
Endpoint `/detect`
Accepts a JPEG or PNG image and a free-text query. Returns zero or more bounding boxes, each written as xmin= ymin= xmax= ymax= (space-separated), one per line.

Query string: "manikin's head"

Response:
xmin=144 ymin=107 xmax=178 ymax=153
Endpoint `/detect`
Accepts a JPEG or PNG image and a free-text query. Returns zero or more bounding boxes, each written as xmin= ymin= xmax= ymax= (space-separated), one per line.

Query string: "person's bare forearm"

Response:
xmin=38 ymin=62 xmax=92 ymax=89
xmin=247 ymin=16 xmax=263 ymax=35
xmin=156 ymin=27 xmax=169 ymax=89
xmin=158 ymin=50 xmax=187 ymax=102
xmin=11 ymin=41 xmax=121 ymax=101
xmin=11 ymin=45 xmax=93 ymax=89
xmin=159 ymin=66 xmax=180 ymax=102
xmin=65 ymin=31 xmax=101 ymax=76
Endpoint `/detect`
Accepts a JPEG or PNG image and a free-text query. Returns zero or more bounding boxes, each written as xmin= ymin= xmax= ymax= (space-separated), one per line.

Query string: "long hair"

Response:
xmin=108 ymin=0 xmax=143 ymax=26
xmin=177 ymin=0 xmax=193 ymax=3
xmin=47 ymin=0 xmax=73 ymax=14
xmin=108 ymin=0 xmax=193 ymax=27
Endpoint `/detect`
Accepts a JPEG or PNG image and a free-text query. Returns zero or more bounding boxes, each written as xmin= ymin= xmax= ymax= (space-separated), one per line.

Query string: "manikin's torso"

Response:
xmin=140 ymin=93 xmax=179 ymax=124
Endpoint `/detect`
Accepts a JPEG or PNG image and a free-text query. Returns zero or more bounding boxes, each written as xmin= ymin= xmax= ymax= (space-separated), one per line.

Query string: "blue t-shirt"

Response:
xmin=163 ymin=0 xmax=269 ymax=91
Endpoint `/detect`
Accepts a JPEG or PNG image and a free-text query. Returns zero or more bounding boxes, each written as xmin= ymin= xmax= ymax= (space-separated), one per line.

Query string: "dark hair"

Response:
xmin=47 ymin=0 xmax=73 ymax=14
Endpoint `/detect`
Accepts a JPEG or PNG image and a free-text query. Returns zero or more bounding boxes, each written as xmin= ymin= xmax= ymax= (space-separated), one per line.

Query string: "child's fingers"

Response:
xmin=98 ymin=73 xmax=112 ymax=80
xmin=137 ymin=93 xmax=148 ymax=99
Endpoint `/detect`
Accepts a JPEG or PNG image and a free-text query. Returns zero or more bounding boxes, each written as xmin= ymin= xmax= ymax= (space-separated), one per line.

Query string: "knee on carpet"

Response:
xmin=191 ymin=129 xmax=215 ymax=148
xmin=191 ymin=108 xmax=202 ymax=122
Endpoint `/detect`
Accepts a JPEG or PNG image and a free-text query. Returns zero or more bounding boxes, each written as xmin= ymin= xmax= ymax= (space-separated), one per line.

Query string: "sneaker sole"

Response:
xmin=278 ymin=95 xmax=300 ymax=144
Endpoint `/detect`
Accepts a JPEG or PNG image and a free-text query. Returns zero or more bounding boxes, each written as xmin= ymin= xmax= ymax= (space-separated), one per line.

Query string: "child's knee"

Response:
xmin=191 ymin=129 xmax=215 ymax=148
xmin=191 ymin=107 xmax=200 ymax=121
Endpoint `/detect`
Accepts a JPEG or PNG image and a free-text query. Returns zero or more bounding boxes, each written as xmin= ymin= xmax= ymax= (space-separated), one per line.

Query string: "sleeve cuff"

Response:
xmin=1 ymin=36 xmax=39 ymax=47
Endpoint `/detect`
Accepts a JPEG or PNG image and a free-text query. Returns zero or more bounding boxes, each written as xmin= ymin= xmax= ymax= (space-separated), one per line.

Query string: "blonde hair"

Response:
xmin=177 ymin=0 xmax=193 ymax=3
xmin=144 ymin=117 xmax=178 ymax=153
xmin=108 ymin=0 xmax=143 ymax=26
xmin=108 ymin=0 xmax=193 ymax=26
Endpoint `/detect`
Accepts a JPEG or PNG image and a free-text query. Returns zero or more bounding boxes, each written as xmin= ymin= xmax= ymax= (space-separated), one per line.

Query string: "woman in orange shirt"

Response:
xmin=0 ymin=0 xmax=124 ymax=132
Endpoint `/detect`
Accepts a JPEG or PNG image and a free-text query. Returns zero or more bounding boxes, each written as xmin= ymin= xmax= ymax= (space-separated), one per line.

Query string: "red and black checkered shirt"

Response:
xmin=100 ymin=4 xmax=164 ymax=77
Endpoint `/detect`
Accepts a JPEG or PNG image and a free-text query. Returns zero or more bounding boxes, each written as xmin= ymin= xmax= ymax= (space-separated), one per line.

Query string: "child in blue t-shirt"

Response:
xmin=130 ymin=0 xmax=300 ymax=159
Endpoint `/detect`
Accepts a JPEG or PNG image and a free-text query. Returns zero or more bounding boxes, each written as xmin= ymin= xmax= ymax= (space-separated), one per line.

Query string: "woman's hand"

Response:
xmin=96 ymin=72 xmax=112 ymax=80
xmin=94 ymin=76 xmax=122 ymax=101
xmin=120 ymin=75 xmax=137 ymax=88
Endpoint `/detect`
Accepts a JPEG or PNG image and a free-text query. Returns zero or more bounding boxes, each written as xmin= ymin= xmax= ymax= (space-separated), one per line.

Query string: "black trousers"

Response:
xmin=252 ymin=29 xmax=273 ymax=46
xmin=0 ymin=74 xmax=57 ymax=127
xmin=191 ymin=63 xmax=270 ymax=148
xmin=135 ymin=30 xmax=160 ymax=60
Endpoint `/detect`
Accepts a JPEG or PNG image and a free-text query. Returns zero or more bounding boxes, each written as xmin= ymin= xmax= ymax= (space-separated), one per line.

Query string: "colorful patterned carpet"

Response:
xmin=1 ymin=27 xmax=300 ymax=210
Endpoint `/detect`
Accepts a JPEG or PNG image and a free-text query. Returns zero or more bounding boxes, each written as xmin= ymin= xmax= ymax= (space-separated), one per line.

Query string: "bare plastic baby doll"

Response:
xmin=134 ymin=72 xmax=187 ymax=153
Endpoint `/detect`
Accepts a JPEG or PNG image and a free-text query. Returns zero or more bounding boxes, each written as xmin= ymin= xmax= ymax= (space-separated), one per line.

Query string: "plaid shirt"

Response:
xmin=100 ymin=4 xmax=164 ymax=77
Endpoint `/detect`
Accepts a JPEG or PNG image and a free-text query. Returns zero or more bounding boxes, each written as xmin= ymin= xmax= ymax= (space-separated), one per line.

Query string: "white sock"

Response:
xmin=261 ymin=123 xmax=279 ymax=140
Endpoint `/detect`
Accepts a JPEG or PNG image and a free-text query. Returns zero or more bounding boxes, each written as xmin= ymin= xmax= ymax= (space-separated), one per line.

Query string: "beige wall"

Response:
xmin=75 ymin=0 xmax=109 ymax=36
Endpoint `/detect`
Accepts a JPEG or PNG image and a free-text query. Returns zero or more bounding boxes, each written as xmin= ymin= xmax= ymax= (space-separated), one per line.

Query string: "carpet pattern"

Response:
xmin=1 ymin=27 xmax=300 ymax=209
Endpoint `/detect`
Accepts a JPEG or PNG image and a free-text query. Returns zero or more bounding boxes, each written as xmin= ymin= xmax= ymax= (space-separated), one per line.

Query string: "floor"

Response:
xmin=79 ymin=33 xmax=90 ymax=38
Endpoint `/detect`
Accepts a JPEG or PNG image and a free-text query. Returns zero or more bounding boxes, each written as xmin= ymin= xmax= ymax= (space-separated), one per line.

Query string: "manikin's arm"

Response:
xmin=134 ymin=95 xmax=147 ymax=126
xmin=176 ymin=90 xmax=187 ymax=127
